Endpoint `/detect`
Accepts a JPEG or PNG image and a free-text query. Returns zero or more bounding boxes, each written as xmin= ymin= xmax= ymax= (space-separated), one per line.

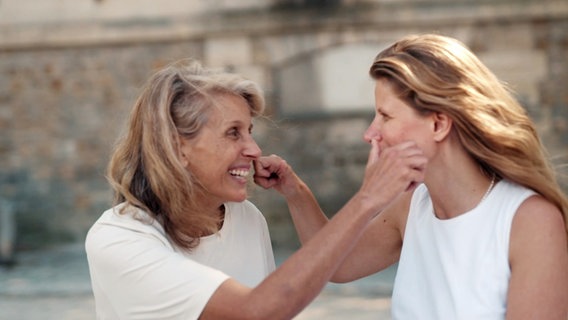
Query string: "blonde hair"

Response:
xmin=107 ymin=59 xmax=265 ymax=249
xmin=370 ymin=33 xmax=568 ymax=234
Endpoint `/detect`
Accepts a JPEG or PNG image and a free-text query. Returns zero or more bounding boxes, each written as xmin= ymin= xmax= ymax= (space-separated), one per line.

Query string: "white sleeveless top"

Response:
xmin=392 ymin=180 xmax=535 ymax=320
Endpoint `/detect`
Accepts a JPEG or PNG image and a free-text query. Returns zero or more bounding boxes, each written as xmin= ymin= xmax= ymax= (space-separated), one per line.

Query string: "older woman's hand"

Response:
xmin=253 ymin=155 xmax=304 ymax=198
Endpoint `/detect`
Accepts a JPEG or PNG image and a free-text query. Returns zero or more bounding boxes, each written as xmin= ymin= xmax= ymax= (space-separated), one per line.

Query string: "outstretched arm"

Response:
xmin=253 ymin=154 xmax=328 ymax=246
xmin=254 ymin=140 xmax=423 ymax=283
xmin=200 ymin=140 xmax=427 ymax=320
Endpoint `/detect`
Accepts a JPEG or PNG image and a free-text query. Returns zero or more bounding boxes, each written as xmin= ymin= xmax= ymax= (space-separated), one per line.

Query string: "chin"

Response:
xmin=227 ymin=193 xmax=248 ymax=203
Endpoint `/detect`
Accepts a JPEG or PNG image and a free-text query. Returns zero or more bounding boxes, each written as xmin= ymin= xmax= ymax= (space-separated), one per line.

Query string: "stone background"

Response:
xmin=0 ymin=0 xmax=566 ymax=251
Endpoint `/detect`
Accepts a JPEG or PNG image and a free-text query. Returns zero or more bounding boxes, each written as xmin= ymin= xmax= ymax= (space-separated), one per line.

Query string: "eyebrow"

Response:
xmin=225 ymin=119 xmax=253 ymax=130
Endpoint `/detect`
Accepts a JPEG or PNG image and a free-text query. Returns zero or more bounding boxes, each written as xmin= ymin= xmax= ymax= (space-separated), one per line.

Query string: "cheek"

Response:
xmin=402 ymin=123 xmax=435 ymax=153
xmin=384 ymin=122 xmax=426 ymax=145
xmin=382 ymin=123 xmax=407 ymax=142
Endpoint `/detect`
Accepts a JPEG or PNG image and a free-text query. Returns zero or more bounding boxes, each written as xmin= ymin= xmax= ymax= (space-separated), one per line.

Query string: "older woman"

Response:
xmin=266 ymin=34 xmax=568 ymax=319
xmin=85 ymin=59 xmax=425 ymax=319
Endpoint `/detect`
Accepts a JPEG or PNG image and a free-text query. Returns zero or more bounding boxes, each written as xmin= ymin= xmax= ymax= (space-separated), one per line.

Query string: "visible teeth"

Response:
xmin=229 ymin=169 xmax=249 ymax=177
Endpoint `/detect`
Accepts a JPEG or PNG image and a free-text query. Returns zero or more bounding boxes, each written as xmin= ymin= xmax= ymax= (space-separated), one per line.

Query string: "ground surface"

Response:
xmin=0 ymin=244 xmax=395 ymax=320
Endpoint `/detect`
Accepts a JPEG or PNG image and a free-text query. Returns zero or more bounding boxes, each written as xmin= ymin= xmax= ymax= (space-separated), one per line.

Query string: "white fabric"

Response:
xmin=392 ymin=180 xmax=535 ymax=320
xmin=85 ymin=200 xmax=275 ymax=320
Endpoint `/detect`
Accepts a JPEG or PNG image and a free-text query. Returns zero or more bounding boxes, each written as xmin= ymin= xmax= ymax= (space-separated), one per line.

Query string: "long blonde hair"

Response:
xmin=369 ymin=34 xmax=568 ymax=234
xmin=107 ymin=59 xmax=265 ymax=249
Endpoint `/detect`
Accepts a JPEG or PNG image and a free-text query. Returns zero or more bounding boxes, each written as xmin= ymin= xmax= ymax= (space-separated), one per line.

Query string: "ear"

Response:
xmin=432 ymin=112 xmax=452 ymax=142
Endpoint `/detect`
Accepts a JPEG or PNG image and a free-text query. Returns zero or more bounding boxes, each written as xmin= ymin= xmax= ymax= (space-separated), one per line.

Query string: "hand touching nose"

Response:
xmin=253 ymin=155 xmax=301 ymax=197
xmin=358 ymin=140 xmax=427 ymax=214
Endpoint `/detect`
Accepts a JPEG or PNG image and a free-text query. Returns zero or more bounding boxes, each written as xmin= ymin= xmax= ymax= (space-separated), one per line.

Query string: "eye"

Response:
xmin=227 ymin=127 xmax=241 ymax=139
xmin=378 ymin=110 xmax=392 ymax=121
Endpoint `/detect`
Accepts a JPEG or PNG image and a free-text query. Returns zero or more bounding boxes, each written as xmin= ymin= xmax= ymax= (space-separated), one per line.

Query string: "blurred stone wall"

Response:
xmin=0 ymin=0 xmax=566 ymax=250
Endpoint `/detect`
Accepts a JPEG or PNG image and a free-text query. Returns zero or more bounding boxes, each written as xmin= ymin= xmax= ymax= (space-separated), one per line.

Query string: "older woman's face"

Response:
xmin=180 ymin=93 xmax=261 ymax=208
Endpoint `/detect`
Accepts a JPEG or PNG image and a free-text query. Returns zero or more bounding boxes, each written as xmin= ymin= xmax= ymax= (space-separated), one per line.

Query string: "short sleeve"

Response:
xmin=86 ymin=220 xmax=230 ymax=320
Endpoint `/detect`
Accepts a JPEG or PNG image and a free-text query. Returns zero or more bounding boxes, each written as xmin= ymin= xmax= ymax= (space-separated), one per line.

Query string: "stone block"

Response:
xmin=204 ymin=37 xmax=253 ymax=67
xmin=478 ymin=49 xmax=547 ymax=107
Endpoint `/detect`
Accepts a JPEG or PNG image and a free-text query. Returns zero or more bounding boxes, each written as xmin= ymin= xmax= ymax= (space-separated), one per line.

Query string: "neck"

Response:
xmin=217 ymin=205 xmax=226 ymax=230
xmin=197 ymin=204 xmax=226 ymax=236
xmin=429 ymin=170 xmax=496 ymax=219
xmin=480 ymin=174 xmax=496 ymax=203
xmin=426 ymin=140 xmax=497 ymax=219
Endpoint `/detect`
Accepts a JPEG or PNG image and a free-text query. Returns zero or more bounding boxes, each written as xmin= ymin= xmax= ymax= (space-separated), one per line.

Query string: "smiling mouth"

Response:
xmin=228 ymin=169 xmax=249 ymax=178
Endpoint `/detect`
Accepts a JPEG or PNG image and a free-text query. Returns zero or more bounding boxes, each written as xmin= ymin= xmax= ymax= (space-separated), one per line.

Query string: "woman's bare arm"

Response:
xmin=506 ymin=195 xmax=568 ymax=320
xmin=254 ymin=140 xmax=419 ymax=283
xmin=273 ymin=173 xmax=411 ymax=283
xmin=202 ymin=192 xmax=389 ymax=319
xmin=200 ymin=140 xmax=426 ymax=320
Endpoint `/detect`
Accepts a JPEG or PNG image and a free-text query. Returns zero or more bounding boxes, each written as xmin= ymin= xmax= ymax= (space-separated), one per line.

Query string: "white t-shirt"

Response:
xmin=85 ymin=200 xmax=276 ymax=320
xmin=391 ymin=180 xmax=535 ymax=320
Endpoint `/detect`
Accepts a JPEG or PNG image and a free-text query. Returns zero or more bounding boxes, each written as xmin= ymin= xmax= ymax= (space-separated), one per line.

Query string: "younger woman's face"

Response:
xmin=364 ymin=78 xmax=433 ymax=153
xmin=180 ymin=93 xmax=261 ymax=208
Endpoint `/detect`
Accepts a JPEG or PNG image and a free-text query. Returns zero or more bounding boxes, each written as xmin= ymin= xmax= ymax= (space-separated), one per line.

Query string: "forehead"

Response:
xmin=206 ymin=93 xmax=252 ymax=124
xmin=374 ymin=80 xmax=403 ymax=108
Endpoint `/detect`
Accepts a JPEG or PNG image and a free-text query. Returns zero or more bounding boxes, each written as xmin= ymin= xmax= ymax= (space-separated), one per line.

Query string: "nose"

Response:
xmin=244 ymin=135 xmax=262 ymax=159
xmin=363 ymin=118 xmax=381 ymax=144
